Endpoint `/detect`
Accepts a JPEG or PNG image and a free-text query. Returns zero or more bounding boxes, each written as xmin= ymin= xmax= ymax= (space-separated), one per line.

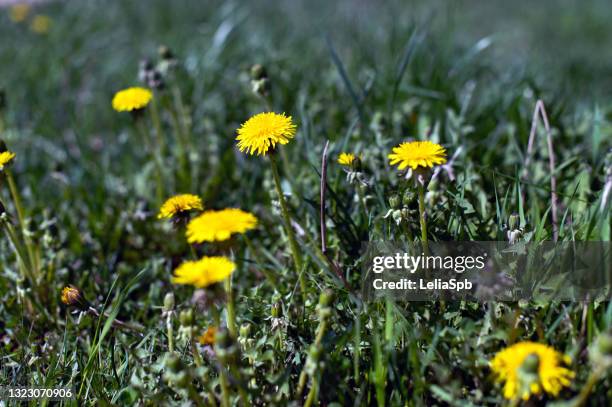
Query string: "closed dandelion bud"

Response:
xmin=508 ymin=213 xmax=520 ymax=231
xmin=271 ymin=302 xmax=281 ymax=318
xmin=179 ymin=309 xmax=194 ymax=327
xmin=163 ymin=293 xmax=175 ymax=313
xmin=402 ymin=189 xmax=416 ymax=206
xmin=250 ymin=64 xmax=267 ymax=80
xmin=591 ymin=331 xmax=612 ymax=368
xmin=319 ymin=289 xmax=334 ymax=307
xmin=388 ymin=195 xmax=400 ymax=209
xmin=239 ymin=323 xmax=251 ymax=338
xmin=164 ymin=353 xmax=183 ymax=373
xmin=158 ymin=45 xmax=174 ymax=60
xmin=597 ymin=332 xmax=612 ymax=355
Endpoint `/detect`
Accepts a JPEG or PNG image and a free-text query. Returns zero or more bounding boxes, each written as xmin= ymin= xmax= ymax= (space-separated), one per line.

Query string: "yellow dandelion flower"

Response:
xmin=0 ymin=151 xmax=16 ymax=170
xmin=60 ymin=285 xmax=87 ymax=309
xmin=30 ymin=15 xmax=51 ymax=34
xmin=337 ymin=153 xmax=357 ymax=166
xmin=172 ymin=256 xmax=236 ymax=288
xmin=9 ymin=4 xmax=31 ymax=23
xmin=388 ymin=140 xmax=447 ymax=171
xmin=198 ymin=326 xmax=217 ymax=345
xmin=158 ymin=194 xmax=203 ymax=220
xmin=112 ymin=87 xmax=153 ymax=112
xmin=236 ymin=112 xmax=297 ymax=156
xmin=490 ymin=341 xmax=574 ymax=401
xmin=186 ymin=208 xmax=257 ymax=243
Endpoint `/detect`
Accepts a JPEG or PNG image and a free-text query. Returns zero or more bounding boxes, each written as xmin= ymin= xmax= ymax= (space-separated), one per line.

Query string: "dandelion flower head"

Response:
xmin=338 ymin=153 xmax=357 ymax=166
xmin=236 ymin=112 xmax=296 ymax=156
xmin=60 ymin=286 xmax=86 ymax=308
xmin=172 ymin=257 xmax=236 ymax=288
xmin=0 ymin=151 xmax=16 ymax=170
xmin=187 ymin=208 xmax=257 ymax=243
xmin=388 ymin=140 xmax=447 ymax=170
xmin=199 ymin=326 xmax=217 ymax=345
xmin=158 ymin=194 xmax=203 ymax=220
xmin=490 ymin=341 xmax=574 ymax=401
xmin=30 ymin=15 xmax=51 ymax=34
xmin=112 ymin=87 xmax=153 ymax=112
xmin=10 ymin=4 xmax=31 ymax=23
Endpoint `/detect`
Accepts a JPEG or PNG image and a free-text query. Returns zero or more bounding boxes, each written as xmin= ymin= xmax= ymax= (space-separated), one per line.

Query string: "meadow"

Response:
xmin=0 ymin=0 xmax=611 ymax=405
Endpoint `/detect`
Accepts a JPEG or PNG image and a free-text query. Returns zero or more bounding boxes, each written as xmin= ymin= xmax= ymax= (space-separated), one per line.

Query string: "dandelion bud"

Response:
xmin=164 ymin=352 xmax=183 ymax=373
xmin=319 ymin=289 xmax=334 ymax=307
xmin=60 ymin=285 xmax=88 ymax=310
xmin=388 ymin=195 xmax=401 ymax=209
xmin=163 ymin=293 xmax=175 ymax=313
xmin=158 ymin=45 xmax=174 ymax=61
xmin=508 ymin=213 xmax=520 ymax=231
xmin=271 ymin=302 xmax=282 ymax=318
xmin=402 ymin=189 xmax=416 ymax=206
xmin=250 ymin=64 xmax=267 ymax=80
xmin=179 ymin=309 xmax=194 ymax=327
xmin=596 ymin=331 xmax=612 ymax=356
xmin=239 ymin=323 xmax=251 ymax=338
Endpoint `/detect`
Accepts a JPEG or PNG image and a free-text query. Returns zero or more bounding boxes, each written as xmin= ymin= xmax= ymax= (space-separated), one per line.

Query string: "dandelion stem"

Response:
xmin=166 ymin=313 xmax=175 ymax=353
xmin=417 ymin=183 xmax=429 ymax=256
xmin=5 ymin=170 xmax=25 ymax=230
xmin=136 ymin=119 xmax=165 ymax=204
xmin=269 ymin=154 xmax=304 ymax=290
xmin=211 ymin=307 xmax=231 ymax=407
xmin=6 ymin=170 xmax=37 ymax=276
xmin=572 ymin=366 xmax=605 ymax=407
xmin=224 ymin=276 xmax=237 ymax=338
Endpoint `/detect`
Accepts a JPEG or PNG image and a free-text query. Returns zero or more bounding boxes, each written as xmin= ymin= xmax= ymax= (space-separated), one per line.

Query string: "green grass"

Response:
xmin=0 ymin=0 xmax=611 ymax=405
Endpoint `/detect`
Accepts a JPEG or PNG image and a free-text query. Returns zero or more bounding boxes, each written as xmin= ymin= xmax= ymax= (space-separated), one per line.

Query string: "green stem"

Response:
xmin=224 ymin=277 xmax=237 ymax=338
xmin=166 ymin=313 xmax=174 ymax=353
xmin=212 ymin=307 xmax=231 ymax=407
xmin=269 ymin=154 xmax=305 ymax=290
xmin=572 ymin=366 xmax=605 ymax=407
xmin=6 ymin=171 xmax=25 ymax=230
xmin=417 ymin=183 xmax=429 ymax=257
xmin=136 ymin=120 xmax=165 ymax=204
xmin=2 ymin=219 xmax=33 ymax=281
xmin=150 ymin=97 xmax=167 ymax=157
xmin=6 ymin=170 xmax=37 ymax=277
